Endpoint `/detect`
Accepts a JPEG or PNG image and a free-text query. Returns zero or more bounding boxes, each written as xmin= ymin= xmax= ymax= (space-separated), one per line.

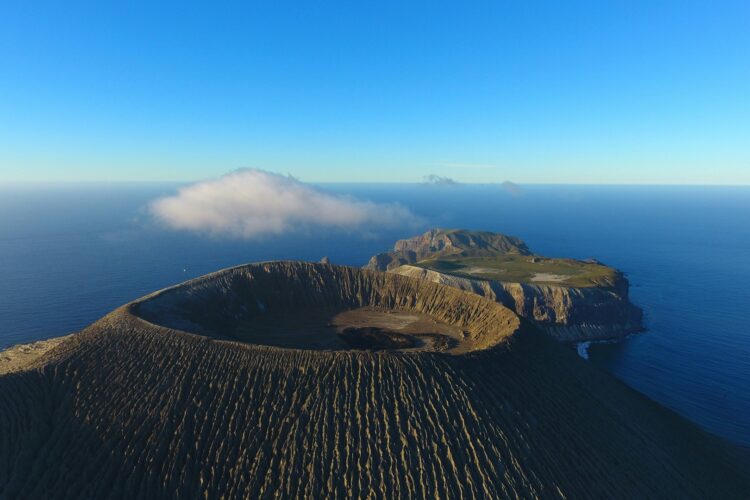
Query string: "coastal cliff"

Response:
xmin=392 ymin=264 xmax=642 ymax=341
xmin=365 ymin=229 xmax=643 ymax=341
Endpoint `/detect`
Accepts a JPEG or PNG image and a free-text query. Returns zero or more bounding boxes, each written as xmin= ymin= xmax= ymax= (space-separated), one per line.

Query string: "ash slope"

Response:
xmin=0 ymin=262 xmax=747 ymax=499
xmin=366 ymin=229 xmax=643 ymax=341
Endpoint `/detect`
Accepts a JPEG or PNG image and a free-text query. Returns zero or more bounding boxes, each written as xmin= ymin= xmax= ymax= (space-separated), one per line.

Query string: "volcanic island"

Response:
xmin=1 ymin=234 xmax=748 ymax=498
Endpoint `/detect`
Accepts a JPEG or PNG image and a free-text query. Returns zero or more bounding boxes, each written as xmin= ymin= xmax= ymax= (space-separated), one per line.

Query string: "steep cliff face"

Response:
xmin=366 ymin=228 xmax=530 ymax=271
xmin=0 ymin=262 xmax=747 ymax=498
xmin=393 ymin=265 xmax=642 ymax=341
xmin=365 ymin=229 xmax=643 ymax=341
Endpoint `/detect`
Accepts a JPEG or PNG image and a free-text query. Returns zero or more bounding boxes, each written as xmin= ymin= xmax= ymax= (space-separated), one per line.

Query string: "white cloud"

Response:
xmin=150 ymin=169 xmax=420 ymax=238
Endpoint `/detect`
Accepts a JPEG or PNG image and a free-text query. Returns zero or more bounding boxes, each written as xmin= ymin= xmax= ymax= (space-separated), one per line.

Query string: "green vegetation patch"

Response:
xmin=416 ymin=255 xmax=617 ymax=288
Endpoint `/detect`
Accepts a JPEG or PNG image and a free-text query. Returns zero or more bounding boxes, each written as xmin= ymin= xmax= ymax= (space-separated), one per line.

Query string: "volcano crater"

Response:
xmin=132 ymin=261 xmax=520 ymax=354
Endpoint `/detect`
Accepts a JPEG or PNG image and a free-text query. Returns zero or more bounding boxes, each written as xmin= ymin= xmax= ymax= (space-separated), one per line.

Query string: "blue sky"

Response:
xmin=1 ymin=1 xmax=748 ymax=184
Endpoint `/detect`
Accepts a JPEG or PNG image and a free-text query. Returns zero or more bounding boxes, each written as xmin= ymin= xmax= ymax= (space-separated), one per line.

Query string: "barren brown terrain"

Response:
xmin=229 ymin=307 xmax=464 ymax=353
xmin=0 ymin=262 xmax=747 ymax=498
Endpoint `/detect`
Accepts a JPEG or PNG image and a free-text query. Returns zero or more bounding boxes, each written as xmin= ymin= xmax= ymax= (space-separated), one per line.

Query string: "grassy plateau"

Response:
xmin=415 ymin=254 xmax=618 ymax=287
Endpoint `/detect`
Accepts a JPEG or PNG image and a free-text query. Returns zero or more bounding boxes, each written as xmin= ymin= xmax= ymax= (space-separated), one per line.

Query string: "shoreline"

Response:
xmin=574 ymin=332 xmax=639 ymax=360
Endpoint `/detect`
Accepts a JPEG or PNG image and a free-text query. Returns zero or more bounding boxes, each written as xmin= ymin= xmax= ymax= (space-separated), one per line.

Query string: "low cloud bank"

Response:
xmin=151 ymin=169 xmax=420 ymax=238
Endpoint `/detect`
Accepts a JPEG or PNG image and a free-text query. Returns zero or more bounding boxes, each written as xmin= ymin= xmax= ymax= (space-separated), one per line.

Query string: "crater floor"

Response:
xmin=233 ymin=307 xmax=464 ymax=352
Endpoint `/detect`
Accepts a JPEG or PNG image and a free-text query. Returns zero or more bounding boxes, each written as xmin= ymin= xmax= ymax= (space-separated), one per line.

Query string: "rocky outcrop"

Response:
xmin=365 ymin=228 xmax=530 ymax=271
xmin=0 ymin=261 xmax=747 ymax=498
xmin=393 ymin=265 xmax=642 ymax=341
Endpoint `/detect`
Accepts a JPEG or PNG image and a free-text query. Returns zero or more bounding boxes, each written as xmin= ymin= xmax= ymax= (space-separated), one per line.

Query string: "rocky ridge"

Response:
xmin=135 ymin=261 xmax=520 ymax=354
xmin=367 ymin=228 xmax=531 ymax=271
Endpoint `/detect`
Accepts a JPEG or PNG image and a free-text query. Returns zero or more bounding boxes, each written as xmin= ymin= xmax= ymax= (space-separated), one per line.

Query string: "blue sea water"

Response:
xmin=1 ymin=183 xmax=749 ymax=447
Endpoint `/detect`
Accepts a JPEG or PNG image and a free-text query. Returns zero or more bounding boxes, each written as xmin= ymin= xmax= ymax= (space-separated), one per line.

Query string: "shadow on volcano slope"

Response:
xmin=0 ymin=262 xmax=748 ymax=498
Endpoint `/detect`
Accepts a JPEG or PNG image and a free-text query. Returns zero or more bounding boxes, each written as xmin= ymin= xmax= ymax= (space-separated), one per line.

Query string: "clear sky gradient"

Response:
xmin=1 ymin=1 xmax=748 ymax=184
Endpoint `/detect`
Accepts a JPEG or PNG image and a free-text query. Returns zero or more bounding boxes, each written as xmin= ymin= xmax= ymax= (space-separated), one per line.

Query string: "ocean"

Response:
xmin=1 ymin=182 xmax=749 ymax=448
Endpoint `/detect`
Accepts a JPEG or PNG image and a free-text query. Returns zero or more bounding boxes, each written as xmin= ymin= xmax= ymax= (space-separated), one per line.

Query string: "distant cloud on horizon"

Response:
xmin=150 ymin=169 xmax=421 ymax=239
xmin=423 ymin=174 xmax=460 ymax=186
